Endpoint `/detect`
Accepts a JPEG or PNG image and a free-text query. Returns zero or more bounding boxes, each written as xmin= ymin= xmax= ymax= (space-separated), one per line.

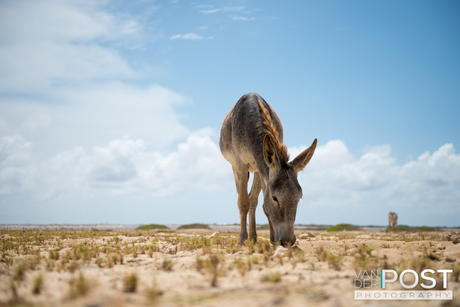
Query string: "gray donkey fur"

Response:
xmin=219 ymin=92 xmax=317 ymax=246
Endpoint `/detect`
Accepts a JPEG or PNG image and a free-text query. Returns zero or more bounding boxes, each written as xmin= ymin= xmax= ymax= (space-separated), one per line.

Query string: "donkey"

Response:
xmin=219 ymin=92 xmax=317 ymax=246
xmin=388 ymin=212 xmax=398 ymax=231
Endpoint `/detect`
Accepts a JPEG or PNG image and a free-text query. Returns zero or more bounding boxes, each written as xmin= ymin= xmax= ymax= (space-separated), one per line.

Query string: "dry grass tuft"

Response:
xmin=233 ymin=257 xmax=248 ymax=276
xmin=146 ymin=279 xmax=163 ymax=303
xmin=161 ymin=259 xmax=174 ymax=271
xmin=315 ymin=245 xmax=327 ymax=262
xmin=69 ymin=271 xmax=90 ymax=298
xmin=206 ymin=254 xmax=222 ymax=287
xmin=262 ymin=271 xmax=282 ymax=283
xmin=123 ymin=272 xmax=138 ymax=293
xmin=14 ymin=260 xmax=28 ymax=282
xmin=326 ymin=253 xmax=342 ymax=270
xmin=9 ymin=278 xmax=19 ymax=302
xmin=32 ymin=273 xmax=44 ymax=295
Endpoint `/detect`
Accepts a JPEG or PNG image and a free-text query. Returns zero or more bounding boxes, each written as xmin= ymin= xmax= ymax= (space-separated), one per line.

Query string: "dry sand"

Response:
xmin=0 ymin=227 xmax=459 ymax=307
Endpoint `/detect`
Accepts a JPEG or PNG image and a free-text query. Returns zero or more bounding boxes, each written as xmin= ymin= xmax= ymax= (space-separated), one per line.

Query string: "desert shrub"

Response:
xmin=146 ymin=280 xmax=163 ymax=303
xmin=161 ymin=259 xmax=174 ymax=271
xmin=327 ymin=224 xmax=361 ymax=232
xmin=14 ymin=260 xmax=28 ymax=282
xmin=69 ymin=271 xmax=90 ymax=298
xmin=315 ymin=245 xmax=328 ymax=261
xmin=33 ymin=274 xmax=44 ymax=295
xmin=385 ymin=225 xmax=441 ymax=233
xmin=202 ymin=253 xmax=222 ymax=287
xmin=177 ymin=223 xmax=211 ymax=230
xmin=326 ymin=253 xmax=342 ymax=270
xmin=262 ymin=271 xmax=282 ymax=283
xmin=256 ymin=224 xmax=270 ymax=230
xmin=135 ymin=224 xmax=170 ymax=231
xmin=123 ymin=272 xmax=138 ymax=293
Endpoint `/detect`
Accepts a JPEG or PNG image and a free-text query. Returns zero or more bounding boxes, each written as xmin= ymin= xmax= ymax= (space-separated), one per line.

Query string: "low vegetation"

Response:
xmin=256 ymin=224 xmax=270 ymax=230
xmin=69 ymin=271 xmax=90 ymax=299
xmin=177 ymin=223 xmax=211 ymax=230
xmin=123 ymin=272 xmax=138 ymax=293
xmin=385 ymin=225 xmax=442 ymax=232
xmin=135 ymin=224 xmax=170 ymax=231
xmin=326 ymin=224 xmax=361 ymax=232
xmin=0 ymin=225 xmax=458 ymax=306
xmin=262 ymin=271 xmax=282 ymax=283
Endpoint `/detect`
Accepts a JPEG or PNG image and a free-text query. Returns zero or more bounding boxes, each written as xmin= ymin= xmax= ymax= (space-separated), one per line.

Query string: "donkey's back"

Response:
xmin=219 ymin=92 xmax=283 ymax=175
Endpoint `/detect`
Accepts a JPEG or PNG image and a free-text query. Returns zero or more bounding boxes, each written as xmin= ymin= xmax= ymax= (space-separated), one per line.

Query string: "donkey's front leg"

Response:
xmin=248 ymin=172 xmax=262 ymax=243
xmin=238 ymin=194 xmax=250 ymax=244
xmin=234 ymin=167 xmax=250 ymax=244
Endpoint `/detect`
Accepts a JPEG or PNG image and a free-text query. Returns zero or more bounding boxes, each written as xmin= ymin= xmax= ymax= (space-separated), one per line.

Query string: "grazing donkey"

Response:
xmin=219 ymin=92 xmax=317 ymax=246
xmin=388 ymin=212 xmax=398 ymax=231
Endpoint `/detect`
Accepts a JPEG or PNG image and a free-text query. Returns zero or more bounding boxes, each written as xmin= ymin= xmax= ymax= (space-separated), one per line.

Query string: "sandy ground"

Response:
xmin=0 ymin=228 xmax=459 ymax=307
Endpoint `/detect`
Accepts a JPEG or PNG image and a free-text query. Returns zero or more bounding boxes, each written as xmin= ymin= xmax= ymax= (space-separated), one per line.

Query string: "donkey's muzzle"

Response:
xmin=279 ymin=235 xmax=296 ymax=247
xmin=275 ymin=224 xmax=296 ymax=247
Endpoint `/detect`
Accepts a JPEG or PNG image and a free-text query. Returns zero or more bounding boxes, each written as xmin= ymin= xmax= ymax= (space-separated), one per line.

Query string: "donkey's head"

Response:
xmin=262 ymin=135 xmax=317 ymax=247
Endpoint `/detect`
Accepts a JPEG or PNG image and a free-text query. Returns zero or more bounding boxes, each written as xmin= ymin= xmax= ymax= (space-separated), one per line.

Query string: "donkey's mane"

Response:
xmin=257 ymin=99 xmax=290 ymax=162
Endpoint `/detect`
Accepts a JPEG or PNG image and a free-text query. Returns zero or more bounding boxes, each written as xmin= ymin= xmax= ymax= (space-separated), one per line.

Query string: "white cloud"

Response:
xmin=0 ymin=135 xmax=34 ymax=196
xmin=293 ymin=141 xmax=460 ymax=225
xmin=199 ymin=6 xmax=246 ymax=14
xmin=0 ymin=129 xmax=231 ymax=201
xmin=0 ymin=0 xmax=192 ymax=165
xmin=230 ymin=16 xmax=256 ymax=21
xmin=199 ymin=9 xmax=221 ymax=14
xmin=1 ymin=132 xmax=459 ymax=225
xmin=290 ymin=139 xmax=353 ymax=169
xmin=170 ymin=33 xmax=204 ymax=40
xmin=0 ymin=0 xmax=139 ymax=92
xmin=0 ymin=0 xmax=206 ymax=203
xmin=0 ymin=83 xmax=191 ymax=156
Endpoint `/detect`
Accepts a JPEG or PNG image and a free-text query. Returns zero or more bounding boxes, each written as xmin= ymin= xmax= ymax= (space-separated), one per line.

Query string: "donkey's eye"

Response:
xmin=272 ymin=196 xmax=278 ymax=203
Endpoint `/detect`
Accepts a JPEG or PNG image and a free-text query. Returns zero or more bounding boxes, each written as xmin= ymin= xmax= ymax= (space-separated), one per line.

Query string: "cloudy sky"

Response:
xmin=1 ymin=0 xmax=459 ymax=226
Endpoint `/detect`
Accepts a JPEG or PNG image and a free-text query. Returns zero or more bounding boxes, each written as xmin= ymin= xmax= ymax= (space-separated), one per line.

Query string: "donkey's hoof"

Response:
xmin=292 ymin=246 xmax=302 ymax=252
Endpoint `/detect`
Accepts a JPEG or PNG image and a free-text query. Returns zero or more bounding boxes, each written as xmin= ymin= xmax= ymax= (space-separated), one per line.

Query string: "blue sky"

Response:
xmin=0 ymin=0 xmax=459 ymax=226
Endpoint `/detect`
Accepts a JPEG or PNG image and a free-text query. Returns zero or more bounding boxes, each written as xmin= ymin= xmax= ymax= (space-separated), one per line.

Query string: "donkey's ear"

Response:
xmin=290 ymin=138 xmax=317 ymax=173
xmin=263 ymin=134 xmax=279 ymax=171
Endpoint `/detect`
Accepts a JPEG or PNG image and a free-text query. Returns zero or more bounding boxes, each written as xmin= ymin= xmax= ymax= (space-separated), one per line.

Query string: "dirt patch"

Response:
xmin=0 ymin=229 xmax=459 ymax=306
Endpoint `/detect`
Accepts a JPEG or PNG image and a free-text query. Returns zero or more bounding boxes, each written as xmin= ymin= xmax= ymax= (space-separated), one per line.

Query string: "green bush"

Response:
xmin=385 ymin=225 xmax=441 ymax=232
xmin=177 ymin=223 xmax=211 ymax=230
xmin=256 ymin=224 xmax=270 ymax=230
xmin=135 ymin=224 xmax=170 ymax=230
xmin=326 ymin=224 xmax=361 ymax=232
